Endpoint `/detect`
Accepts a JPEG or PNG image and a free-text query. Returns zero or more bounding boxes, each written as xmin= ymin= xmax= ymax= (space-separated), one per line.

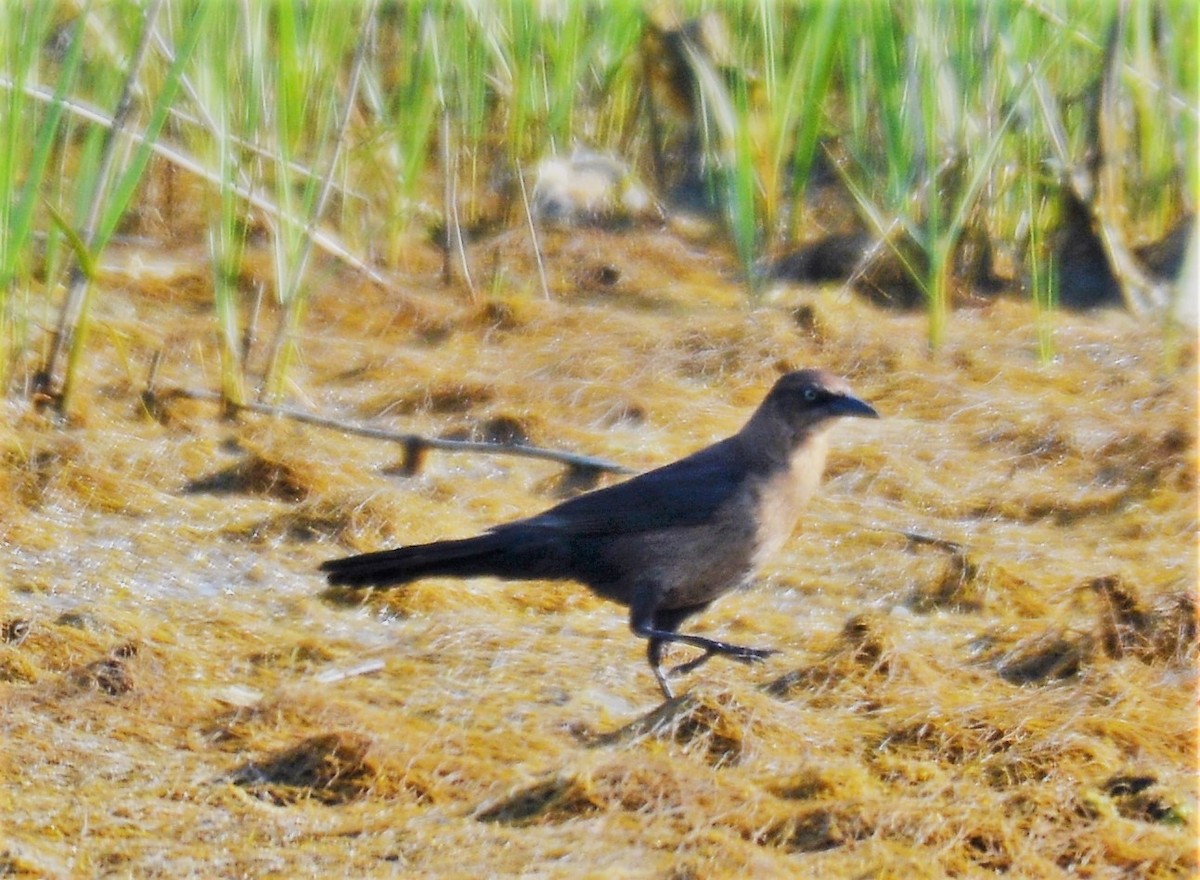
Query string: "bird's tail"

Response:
xmin=320 ymin=529 xmax=558 ymax=589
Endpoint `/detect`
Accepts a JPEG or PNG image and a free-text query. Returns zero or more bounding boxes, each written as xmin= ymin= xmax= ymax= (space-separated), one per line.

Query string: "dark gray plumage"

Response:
xmin=321 ymin=368 xmax=879 ymax=698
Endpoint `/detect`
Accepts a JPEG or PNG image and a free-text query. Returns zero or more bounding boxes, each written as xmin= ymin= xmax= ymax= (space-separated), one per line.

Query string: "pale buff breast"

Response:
xmin=749 ymin=430 xmax=831 ymax=572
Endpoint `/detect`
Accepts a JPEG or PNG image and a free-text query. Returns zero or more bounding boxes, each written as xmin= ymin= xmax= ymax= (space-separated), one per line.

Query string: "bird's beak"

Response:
xmin=827 ymin=393 xmax=879 ymax=419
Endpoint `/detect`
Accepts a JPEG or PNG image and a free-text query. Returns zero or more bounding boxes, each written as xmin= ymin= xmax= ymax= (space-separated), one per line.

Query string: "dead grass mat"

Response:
xmin=2 ymin=232 xmax=1196 ymax=878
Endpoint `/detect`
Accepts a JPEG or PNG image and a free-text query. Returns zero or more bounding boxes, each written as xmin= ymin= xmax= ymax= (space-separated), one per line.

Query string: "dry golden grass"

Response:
xmin=2 ymin=229 xmax=1196 ymax=878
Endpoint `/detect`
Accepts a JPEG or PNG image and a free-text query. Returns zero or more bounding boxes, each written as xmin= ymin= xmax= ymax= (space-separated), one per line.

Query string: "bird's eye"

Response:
xmin=802 ymin=388 xmax=818 ymax=402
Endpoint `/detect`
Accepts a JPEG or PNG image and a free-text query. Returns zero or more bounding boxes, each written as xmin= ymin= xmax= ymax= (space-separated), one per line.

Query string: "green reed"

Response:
xmin=37 ymin=1 xmax=207 ymax=411
xmin=0 ymin=1 xmax=1193 ymax=413
xmin=0 ymin=4 xmax=80 ymax=385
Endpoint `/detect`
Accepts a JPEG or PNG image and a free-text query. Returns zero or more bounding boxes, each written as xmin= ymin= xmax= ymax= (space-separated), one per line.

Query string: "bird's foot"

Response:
xmin=726 ymin=644 xmax=778 ymax=665
xmin=669 ymin=643 xmax=776 ymax=677
xmin=668 ymin=648 xmax=715 ymax=678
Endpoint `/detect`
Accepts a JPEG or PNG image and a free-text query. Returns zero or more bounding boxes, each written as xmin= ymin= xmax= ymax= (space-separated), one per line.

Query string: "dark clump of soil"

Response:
xmin=69 ymin=643 xmax=141 ymax=696
xmin=1087 ymin=575 xmax=1198 ymax=664
xmin=588 ymin=690 xmax=750 ymax=767
xmin=474 ymin=775 xmax=603 ymax=825
xmin=375 ymin=383 xmax=495 ymax=417
xmin=228 ymin=732 xmax=376 ymax=805
xmin=997 ymin=630 xmax=1093 ymax=685
xmin=1102 ymin=773 xmax=1186 ymax=824
xmin=766 ymin=614 xmax=893 ymax=699
xmin=441 ymin=414 xmax=536 ymax=446
xmin=185 ymin=449 xmax=313 ymax=502
xmin=758 ymin=805 xmax=872 ymax=853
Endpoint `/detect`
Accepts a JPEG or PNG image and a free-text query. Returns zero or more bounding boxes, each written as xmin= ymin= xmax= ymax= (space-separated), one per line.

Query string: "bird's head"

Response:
xmin=759 ymin=368 xmax=879 ymax=434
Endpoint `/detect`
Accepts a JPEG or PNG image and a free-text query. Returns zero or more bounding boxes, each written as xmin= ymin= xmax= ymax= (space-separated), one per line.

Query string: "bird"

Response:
xmin=321 ymin=368 xmax=879 ymax=699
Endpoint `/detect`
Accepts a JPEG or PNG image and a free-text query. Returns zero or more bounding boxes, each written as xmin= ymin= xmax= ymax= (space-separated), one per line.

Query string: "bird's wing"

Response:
xmin=513 ymin=437 xmax=749 ymax=537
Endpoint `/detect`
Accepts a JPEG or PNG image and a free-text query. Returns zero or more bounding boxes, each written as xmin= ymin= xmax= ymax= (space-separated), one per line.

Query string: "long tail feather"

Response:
xmin=320 ymin=528 xmax=564 ymax=588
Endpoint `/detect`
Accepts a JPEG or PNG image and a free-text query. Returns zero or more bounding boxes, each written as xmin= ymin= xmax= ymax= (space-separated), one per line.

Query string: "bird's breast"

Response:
xmin=749 ymin=433 xmax=831 ymax=571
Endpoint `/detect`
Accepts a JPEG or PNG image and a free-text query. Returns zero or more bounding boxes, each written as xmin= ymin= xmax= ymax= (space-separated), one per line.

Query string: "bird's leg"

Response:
xmin=631 ymin=595 xmax=776 ymax=697
xmin=646 ymin=638 xmax=674 ymax=700
xmin=668 ymin=646 xmax=718 ymax=677
xmin=633 ymin=621 xmax=777 ymax=665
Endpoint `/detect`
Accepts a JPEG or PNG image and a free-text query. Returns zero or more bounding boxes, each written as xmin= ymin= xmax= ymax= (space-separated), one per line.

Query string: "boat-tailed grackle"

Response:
xmin=321 ymin=368 xmax=879 ymax=698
